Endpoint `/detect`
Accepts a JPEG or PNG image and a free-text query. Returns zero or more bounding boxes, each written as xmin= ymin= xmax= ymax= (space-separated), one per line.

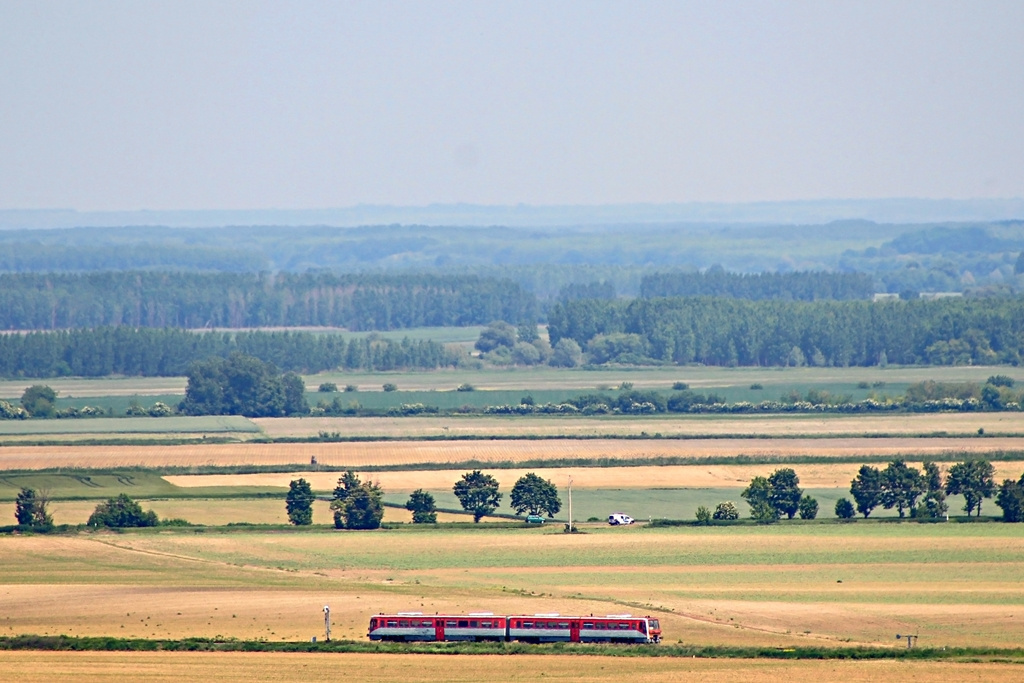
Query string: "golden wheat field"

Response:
xmin=1 ymin=435 xmax=1020 ymax=471
xmin=163 ymin=460 xmax=1024 ymax=493
xmin=253 ymin=411 xmax=1024 ymax=439
xmin=0 ymin=651 xmax=1015 ymax=683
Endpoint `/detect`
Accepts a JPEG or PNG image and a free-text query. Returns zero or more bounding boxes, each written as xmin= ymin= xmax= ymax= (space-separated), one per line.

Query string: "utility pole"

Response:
xmin=324 ymin=605 xmax=331 ymax=642
xmin=567 ymin=476 xmax=573 ymax=533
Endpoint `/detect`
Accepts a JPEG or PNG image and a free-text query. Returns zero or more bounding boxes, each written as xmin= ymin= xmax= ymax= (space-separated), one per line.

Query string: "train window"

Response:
xmin=469 ymin=621 xmax=478 ymax=628
xmin=481 ymin=621 xmax=491 ymax=628
xmin=399 ymin=620 xmax=409 ymax=628
xmin=583 ymin=622 xmax=593 ymax=629
xmin=558 ymin=622 xmax=568 ymax=628
xmin=595 ymin=623 xmax=606 ymax=630
xmin=370 ymin=619 xmax=377 ymax=628
xmin=458 ymin=620 xmax=468 ymax=628
xmin=650 ymin=619 xmax=660 ymax=629
xmin=619 ymin=623 xmax=629 ymax=630
xmin=523 ymin=621 xmax=533 ymax=628
xmin=446 ymin=620 xmax=457 ymax=627
xmin=387 ymin=621 xmax=397 ymax=627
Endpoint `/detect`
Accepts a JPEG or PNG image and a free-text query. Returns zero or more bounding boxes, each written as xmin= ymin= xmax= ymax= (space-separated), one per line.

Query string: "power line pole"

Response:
xmin=567 ymin=476 xmax=573 ymax=533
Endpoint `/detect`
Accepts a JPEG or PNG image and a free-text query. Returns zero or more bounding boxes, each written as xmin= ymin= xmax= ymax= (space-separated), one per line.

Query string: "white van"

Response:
xmin=607 ymin=513 xmax=634 ymax=526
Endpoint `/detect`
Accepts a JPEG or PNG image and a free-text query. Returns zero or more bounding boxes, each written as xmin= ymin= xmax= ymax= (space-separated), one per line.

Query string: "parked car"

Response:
xmin=607 ymin=513 xmax=634 ymax=526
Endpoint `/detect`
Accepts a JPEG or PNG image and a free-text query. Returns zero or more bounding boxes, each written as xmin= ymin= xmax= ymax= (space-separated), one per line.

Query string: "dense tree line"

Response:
xmin=640 ymin=269 xmax=874 ymax=301
xmin=0 ymin=242 xmax=267 ymax=273
xmin=0 ymin=328 xmax=462 ymax=378
xmin=0 ymin=272 xmax=536 ymax=330
xmin=548 ymin=296 xmax=1024 ymax=367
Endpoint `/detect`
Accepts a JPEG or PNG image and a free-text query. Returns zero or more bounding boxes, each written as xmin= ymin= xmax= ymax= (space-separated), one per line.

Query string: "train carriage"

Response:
xmin=368 ymin=612 xmax=506 ymax=642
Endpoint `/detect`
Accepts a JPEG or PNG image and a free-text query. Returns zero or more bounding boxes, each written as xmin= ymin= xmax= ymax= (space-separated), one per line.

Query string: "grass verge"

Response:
xmin=1 ymin=635 xmax=1022 ymax=661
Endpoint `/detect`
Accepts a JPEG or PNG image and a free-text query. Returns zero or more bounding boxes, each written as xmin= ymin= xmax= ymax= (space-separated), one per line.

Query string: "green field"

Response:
xmin=0 ymin=416 xmax=259 ymax=436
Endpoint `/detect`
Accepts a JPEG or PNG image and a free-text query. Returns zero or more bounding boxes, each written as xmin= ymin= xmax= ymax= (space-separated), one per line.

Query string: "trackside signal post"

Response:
xmin=324 ymin=605 xmax=331 ymax=641
xmin=896 ymin=633 xmax=917 ymax=648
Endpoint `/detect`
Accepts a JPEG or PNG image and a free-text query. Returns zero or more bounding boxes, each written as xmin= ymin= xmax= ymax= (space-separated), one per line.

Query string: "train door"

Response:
xmin=569 ymin=620 xmax=581 ymax=643
xmin=435 ymin=618 xmax=445 ymax=642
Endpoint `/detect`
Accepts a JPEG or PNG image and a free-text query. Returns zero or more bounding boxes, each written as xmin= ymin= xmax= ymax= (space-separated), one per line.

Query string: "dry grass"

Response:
xmin=254 ymin=412 xmax=1024 ymax=439
xmin=163 ymin=461 xmax=1024 ymax=493
xmin=47 ymin=499 xmax=469 ymax=526
xmin=1 ymin=436 xmax=1020 ymax=471
xmin=3 ymin=525 xmax=1024 ymax=649
xmin=0 ymin=652 xmax=1016 ymax=683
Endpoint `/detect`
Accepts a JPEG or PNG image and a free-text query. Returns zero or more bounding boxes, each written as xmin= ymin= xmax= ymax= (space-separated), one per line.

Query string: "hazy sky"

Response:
xmin=1 ymin=1 xmax=1022 ymax=210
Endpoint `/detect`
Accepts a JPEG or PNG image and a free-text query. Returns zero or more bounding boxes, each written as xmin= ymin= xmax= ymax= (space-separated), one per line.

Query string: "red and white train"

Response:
xmin=368 ymin=612 xmax=661 ymax=644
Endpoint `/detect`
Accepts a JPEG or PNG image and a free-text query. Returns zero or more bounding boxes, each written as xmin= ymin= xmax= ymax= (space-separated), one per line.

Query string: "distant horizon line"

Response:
xmin=1 ymin=197 xmax=1022 ymax=230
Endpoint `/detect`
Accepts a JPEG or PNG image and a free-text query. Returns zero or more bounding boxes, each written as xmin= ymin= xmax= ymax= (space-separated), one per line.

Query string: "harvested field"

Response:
xmin=1 ymin=436 xmax=1021 ymax=471
xmin=163 ymin=460 xmax=1024 ymax=493
xmin=255 ymin=412 xmax=1024 ymax=439
xmin=0 ymin=652 xmax=1017 ymax=683
xmin=3 ymin=525 xmax=1024 ymax=648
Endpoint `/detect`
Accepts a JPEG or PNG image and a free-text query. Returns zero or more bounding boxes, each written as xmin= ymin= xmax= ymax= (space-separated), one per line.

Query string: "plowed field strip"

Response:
xmin=1 ymin=437 xmax=1020 ymax=471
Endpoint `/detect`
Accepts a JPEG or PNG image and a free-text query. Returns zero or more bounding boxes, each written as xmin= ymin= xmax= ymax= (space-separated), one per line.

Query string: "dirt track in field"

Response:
xmin=1 ymin=436 xmax=1021 ymax=471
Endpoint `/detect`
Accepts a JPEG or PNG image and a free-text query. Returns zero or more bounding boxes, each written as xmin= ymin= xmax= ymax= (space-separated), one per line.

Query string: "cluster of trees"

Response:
xmin=14 ymin=488 xmax=52 ymax=528
xmin=548 ymin=296 xmax=1024 ymax=367
xmin=284 ymin=470 xmax=561 ymax=527
xmin=739 ymin=469 xmax=819 ymax=522
xmin=0 ymin=272 xmax=536 ymax=331
xmin=86 ymin=494 xmax=160 ymax=528
xmin=0 ymin=327 xmax=462 ymax=378
xmin=640 ymin=269 xmax=874 ymax=301
xmin=845 ymin=459 xmax=991 ymax=519
xmin=474 ymin=321 xmax=583 ymax=367
xmin=181 ymin=354 xmax=308 ymax=418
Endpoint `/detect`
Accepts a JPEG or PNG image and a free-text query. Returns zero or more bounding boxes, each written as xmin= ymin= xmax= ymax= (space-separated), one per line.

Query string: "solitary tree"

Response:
xmin=834 ymin=498 xmax=856 ymax=519
xmin=20 ymin=385 xmax=57 ymax=418
xmin=285 ymin=478 xmax=315 ymax=525
xmin=741 ymin=476 xmax=777 ymax=522
xmin=453 ymin=470 xmax=502 ymax=522
xmin=768 ymin=468 xmax=803 ymax=519
xmin=880 ymin=460 xmax=924 ymax=518
xmin=510 ymin=473 xmax=561 ymax=518
xmin=713 ymin=501 xmax=739 ymax=520
xmin=87 ymin=494 xmax=158 ymax=528
xmin=946 ymin=460 xmax=996 ymax=517
xmin=850 ymin=465 xmax=883 ymax=518
xmin=405 ymin=489 xmax=437 ymax=524
xmin=798 ymin=495 xmax=819 ymax=520
xmin=695 ymin=506 xmax=712 ymax=525
xmin=14 ymin=487 xmax=52 ymax=527
xmin=918 ymin=461 xmax=949 ymax=519
xmin=994 ymin=476 xmax=1024 ymax=522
